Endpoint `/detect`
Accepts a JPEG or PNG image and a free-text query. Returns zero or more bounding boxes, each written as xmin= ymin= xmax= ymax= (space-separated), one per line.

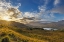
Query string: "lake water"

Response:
xmin=43 ymin=28 xmax=58 ymax=30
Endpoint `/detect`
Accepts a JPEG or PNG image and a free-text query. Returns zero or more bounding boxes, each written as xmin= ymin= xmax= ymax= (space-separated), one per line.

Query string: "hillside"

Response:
xmin=0 ymin=20 xmax=64 ymax=42
xmin=0 ymin=28 xmax=47 ymax=42
xmin=0 ymin=20 xmax=28 ymax=28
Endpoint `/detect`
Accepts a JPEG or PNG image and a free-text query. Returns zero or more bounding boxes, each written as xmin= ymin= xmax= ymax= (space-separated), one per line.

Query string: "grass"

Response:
xmin=0 ymin=28 xmax=47 ymax=42
xmin=0 ymin=24 xmax=64 ymax=42
xmin=9 ymin=27 xmax=64 ymax=42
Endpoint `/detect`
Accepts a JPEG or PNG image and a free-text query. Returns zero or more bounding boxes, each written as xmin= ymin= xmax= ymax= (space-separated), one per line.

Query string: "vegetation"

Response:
xmin=0 ymin=21 xmax=64 ymax=42
xmin=12 ymin=28 xmax=64 ymax=42
xmin=0 ymin=26 xmax=47 ymax=42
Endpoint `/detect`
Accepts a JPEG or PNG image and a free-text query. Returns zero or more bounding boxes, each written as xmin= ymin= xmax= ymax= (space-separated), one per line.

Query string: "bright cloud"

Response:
xmin=23 ymin=12 xmax=35 ymax=18
xmin=23 ymin=5 xmax=55 ymax=22
xmin=0 ymin=0 xmax=22 ymax=20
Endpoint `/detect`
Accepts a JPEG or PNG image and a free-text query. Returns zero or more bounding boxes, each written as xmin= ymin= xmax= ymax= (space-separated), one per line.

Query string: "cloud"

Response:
xmin=23 ymin=5 xmax=55 ymax=22
xmin=54 ymin=0 xmax=60 ymax=6
xmin=0 ymin=0 xmax=22 ymax=20
xmin=38 ymin=6 xmax=46 ymax=12
xmin=7 ymin=8 xmax=21 ymax=18
xmin=23 ymin=12 xmax=35 ymax=18
xmin=23 ymin=17 xmax=35 ymax=20
xmin=0 ymin=0 xmax=63 ymax=24
xmin=0 ymin=0 xmax=37 ymax=24
xmin=38 ymin=6 xmax=55 ymax=21
xmin=51 ymin=6 xmax=64 ymax=14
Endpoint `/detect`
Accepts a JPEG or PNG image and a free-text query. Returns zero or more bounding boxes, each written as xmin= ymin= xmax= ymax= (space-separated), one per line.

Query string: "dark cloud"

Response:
xmin=23 ymin=17 xmax=35 ymax=20
xmin=7 ymin=8 xmax=21 ymax=18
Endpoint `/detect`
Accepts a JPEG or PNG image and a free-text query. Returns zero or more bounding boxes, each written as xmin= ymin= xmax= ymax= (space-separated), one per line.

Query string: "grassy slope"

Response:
xmin=10 ymin=27 xmax=64 ymax=42
xmin=0 ymin=21 xmax=64 ymax=42
xmin=0 ymin=28 xmax=47 ymax=42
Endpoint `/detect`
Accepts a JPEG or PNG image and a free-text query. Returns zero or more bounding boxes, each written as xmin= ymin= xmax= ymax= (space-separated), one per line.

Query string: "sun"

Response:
xmin=3 ymin=16 xmax=11 ymax=21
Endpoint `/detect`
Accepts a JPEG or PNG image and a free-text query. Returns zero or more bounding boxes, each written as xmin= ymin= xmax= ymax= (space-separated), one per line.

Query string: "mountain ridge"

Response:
xmin=27 ymin=20 xmax=64 ymax=29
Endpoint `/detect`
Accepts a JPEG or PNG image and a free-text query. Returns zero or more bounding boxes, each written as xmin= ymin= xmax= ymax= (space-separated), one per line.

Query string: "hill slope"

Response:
xmin=0 ymin=28 xmax=47 ymax=42
xmin=0 ymin=20 xmax=64 ymax=42
xmin=0 ymin=20 xmax=28 ymax=28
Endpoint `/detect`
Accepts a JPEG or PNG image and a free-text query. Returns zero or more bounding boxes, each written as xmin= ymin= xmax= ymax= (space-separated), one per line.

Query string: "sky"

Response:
xmin=0 ymin=0 xmax=64 ymax=23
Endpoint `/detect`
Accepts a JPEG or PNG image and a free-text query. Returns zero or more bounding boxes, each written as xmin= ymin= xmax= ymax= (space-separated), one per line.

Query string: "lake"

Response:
xmin=43 ymin=28 xmax=58 ymax=31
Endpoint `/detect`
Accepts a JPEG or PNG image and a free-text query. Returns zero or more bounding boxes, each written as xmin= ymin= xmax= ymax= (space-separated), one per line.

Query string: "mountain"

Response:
xmin=27 ymin=20 xmax=64 ymax=29
xmin=0 ymin=20 xmax=28 ymax=28
xmin=1 ymin=20 xmax=64 ymax=29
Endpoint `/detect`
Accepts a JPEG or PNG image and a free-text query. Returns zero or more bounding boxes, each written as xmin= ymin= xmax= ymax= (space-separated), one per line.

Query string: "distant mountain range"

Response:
xmin=27 ymin=20 xmax=64 ymax=29
xmin=0 ymin=20 xmax=64 ymax=29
